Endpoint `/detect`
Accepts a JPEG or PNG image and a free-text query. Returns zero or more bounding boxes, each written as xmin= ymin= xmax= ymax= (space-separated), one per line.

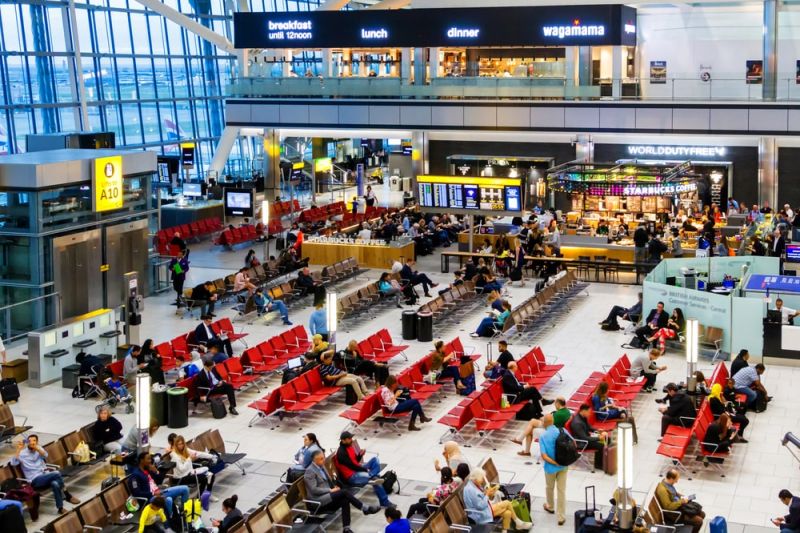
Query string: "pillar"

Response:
xmin=578 ymin=46 xmax=592 ymax=86
xmin=759 ymin=137 xmax=778 ymax=209
xmin=29 ymin=4 xmax=58 ymax=132
xmin=763 ymin=0 xmax=778 ymax=100
xmin=411 ymin=131 xmax=429 ymax=180
xmin=563 ymin=46 xmax=576 ymax=88
xmin=282 ymin=50 xmax=292 ymax=77
xmin=190 ymin=0 xmax=222 ymax=137
xmin=413 ymin=47 xmax=427 ymax=85
xmin=611 ymin=46 xmax=623 ymax=99
xmin=400 ymin=47 xmax=411 ymax=83
xmin=263 ymin=129 xmax=282 ymax=202
xmin=429 ymin=47 xmax=440 ymax=79
xmin=466 ymin=48 xmax=479 ymax=77
xmin=575 ymin=134 xmax=594 ymax=163
xmin=322 ymin=49 xmax=333 ymax=77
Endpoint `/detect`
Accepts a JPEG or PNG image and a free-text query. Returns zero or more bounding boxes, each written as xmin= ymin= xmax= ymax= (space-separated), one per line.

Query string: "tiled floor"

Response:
xmin=5 ymin=246 xmax=799 ymax=532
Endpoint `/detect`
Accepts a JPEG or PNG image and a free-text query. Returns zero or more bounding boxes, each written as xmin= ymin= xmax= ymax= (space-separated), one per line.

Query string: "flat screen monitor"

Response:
xmin=416 ymin=175 xmax=523 ymax=216
xmin=768 ymin=309 xmax=782 ymax=323
xmin=157 ymin=162 xmax=170 ymax=183
xmin=286 ymin=356 xmax=304 ymax=370
xmin=224 ymin=188 xmax=254 ymax=217
xmin=183 ymin=183 xmax=203 ymax=198
xmin=787 ymin=244 xmax=800 ymax=262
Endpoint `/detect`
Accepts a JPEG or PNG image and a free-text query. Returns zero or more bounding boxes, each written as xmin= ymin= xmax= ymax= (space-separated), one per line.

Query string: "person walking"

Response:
xmin=539 ymin=413 xmax=568 ymax=525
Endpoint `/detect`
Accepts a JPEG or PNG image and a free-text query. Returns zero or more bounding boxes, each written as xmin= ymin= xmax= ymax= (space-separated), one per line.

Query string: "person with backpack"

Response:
xmin=539 ymin=413 xmax=571 ymax=526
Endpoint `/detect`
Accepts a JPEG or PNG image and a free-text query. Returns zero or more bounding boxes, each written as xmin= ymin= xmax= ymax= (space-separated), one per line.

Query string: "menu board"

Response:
xmin=417 ymin=175 xmax=523 ymax=215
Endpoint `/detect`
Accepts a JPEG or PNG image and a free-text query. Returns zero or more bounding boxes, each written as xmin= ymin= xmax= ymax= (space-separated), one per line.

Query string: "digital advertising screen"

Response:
xmin=224 ymin=188 xmax=255 ymax=217
xmin=416 ymin=176 xmax=524 ymax=215
xmin=787 ymin=244 xmax=800 ymax=262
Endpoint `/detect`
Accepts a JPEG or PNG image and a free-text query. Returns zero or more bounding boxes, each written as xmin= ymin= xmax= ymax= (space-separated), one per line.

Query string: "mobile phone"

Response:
xmin=687 ymin=494 xmax=696 ymax=501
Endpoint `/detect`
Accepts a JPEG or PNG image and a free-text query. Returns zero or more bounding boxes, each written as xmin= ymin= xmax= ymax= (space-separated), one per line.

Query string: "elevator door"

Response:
xmin=105 ymin=219 xmax=149 ymax=309
xmin=52 ymin=230 xmax=103 ymax=319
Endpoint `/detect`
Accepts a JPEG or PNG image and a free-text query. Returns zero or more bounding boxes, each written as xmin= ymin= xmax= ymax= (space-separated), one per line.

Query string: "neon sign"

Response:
xmin=626 ymin=145 xmax=727 ymax=158
xmin=447 ymin=27 xmax=480 ymax=38
xmin=361 ymin=28 xmax=388 ymax=39
xmin=622 ymin=183 xmax=698 ymax=196
xmin=267 ymin=19 xmax=313 ymax=40
xmin=543 ymin=19 xmax=605 ymax=39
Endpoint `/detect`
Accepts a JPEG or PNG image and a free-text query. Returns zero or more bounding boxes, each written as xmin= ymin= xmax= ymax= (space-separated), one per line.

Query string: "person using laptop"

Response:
xmin=775 ymin=298 xmax=800 ymax=325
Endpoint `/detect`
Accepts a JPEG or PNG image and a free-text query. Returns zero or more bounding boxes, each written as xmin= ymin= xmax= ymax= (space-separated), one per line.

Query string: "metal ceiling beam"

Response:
xmin=133 ymin=0 xmax=236 ymax=54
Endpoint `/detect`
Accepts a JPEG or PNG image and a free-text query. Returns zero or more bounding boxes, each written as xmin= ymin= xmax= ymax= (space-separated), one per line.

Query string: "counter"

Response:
xmin=457 ymin=232 xmax=519 ymax=252
xmin=303 ymin=240 xmax=415 ymax=269
xmin=160 ymin=200 xmax=224 ymax=228
xmin=763 ymin=321 xmax=800 ymax=360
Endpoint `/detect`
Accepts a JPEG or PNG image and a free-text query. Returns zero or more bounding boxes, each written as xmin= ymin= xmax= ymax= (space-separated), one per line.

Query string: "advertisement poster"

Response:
xmin=746 ymin=60 xmax=763 ymax=84
xmin=650 ymin=61 xmax=667 ymax=84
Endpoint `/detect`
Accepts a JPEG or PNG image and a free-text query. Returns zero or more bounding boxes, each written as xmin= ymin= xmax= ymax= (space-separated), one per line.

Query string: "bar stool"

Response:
xmin=593 ymin=255 xmax=607 ymax=281
xmin=605 ymin=258 xmax=620 ymax=283
xmin=576 ymin=256 xmax=591 ymax=280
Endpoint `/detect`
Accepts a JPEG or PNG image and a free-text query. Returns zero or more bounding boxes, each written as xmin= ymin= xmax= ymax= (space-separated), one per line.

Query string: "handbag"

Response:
xmin=680 ymin=500 xmax=703 ymax=516
xmin=397 ymin=387 xmax=412 ymax=401
xmin=72 ymin=441 xmax=95 ymax=464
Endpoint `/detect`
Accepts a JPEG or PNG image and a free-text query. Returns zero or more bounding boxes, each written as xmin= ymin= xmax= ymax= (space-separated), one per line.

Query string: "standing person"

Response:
xmin=379 ymin=375 xmax=431 ymax=431
xmin=11 ymin=435 xmax=80 ymax=514
xmin=364 ymin=185 xmax=377 ymax=208
xmin=772 ymin=490 xmax=800 ymax=532
xmin=304 ymin=450 xmax=379 ymax=533
xmin=539 ymin=414 xmax=568 ymax=526
xmin=511 ymin=242 xmax=525 ymax=287
xmin=210 ymin=495 xmax=243 ymax=533
xmin=308 ymin=303 xmax=329 ymax=340
xmin=170 ymin=232 xmax=188 ymax=255
xmin=244 ymin=249 xmax=260 ymax=268
xmin=335 ymin=432 xmax=394 ymax=508
xmin=630 ymin=349 xmax=667 ymax=392
xmin=168 ymin=249 xmax=189 ymax=306
xmin=633 ymin=224 xmax=649 ymax=265
xmin=195 ymin=358 xmax=239 ymax=415
xmin=655 ymin=469 xmax=705 ymax=533
xmin=123 ymin=344 xmax=146 ymax=385
xmin=92 ymin=406 xmax=124 ymax=453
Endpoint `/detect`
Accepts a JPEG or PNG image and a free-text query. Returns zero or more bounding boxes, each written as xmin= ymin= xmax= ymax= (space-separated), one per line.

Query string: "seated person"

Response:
xmin=93 ymin=406 xmax=125 ymax=453
xmin=600 ymin=292 xmax=643 ymax=330
xmin=730 ymin=349 xmax=750 ymax=378
xmin=290 ymin=433 xmax=323 ymax=477
xmin=190 ymin=281 xmax=218 ymax=317
xmin=379 ymin=375 xmax=431 ymax=431
xmin=429 ymin=340 xmax=461 ymax=389
xmin=776 ymin=298 xmax=800 ymax=325
xmin=233 ymin=267 xmax=257 ymax=296
xmin=434 ymin=441 xmax=471 ymax=472
xmin=708 ymin=384 xmax=749 ymax=439
xmin=438 ymin=270 xmax=465 ymax=296
xmin=658 ymin=383 xmax=695 ymax=436
xmin=378 ymin=272 xmax=403 ymax=308
xmin=195 ymin=357 xmax=239 ymax=415
xmin=123 ymin=344 xmax=146 ymax=385
xmin=486 ymin=290 xmax=506 ymax=313
xmin=194 ymin=315 xmax=233 ymax=356
xmin=406 ymin=466 xmax=459 ymax=518
xmin=318 ymin=349 xmax=370 ymax=401
xmin=138 ymin=495 xmax=167 ymax=533
xmin=253 ymin=287 xmax=292 ymax=325
xmin=211 ymin=494 xmax=243 ymax=533
xmin=170 ymin=435 xmax=217 ymax=495
xmin=474 ymin=267 xmax=503 ymax=294
xmin=462 ymin=468 xmax=532 ymax=531
xmin=552 ymin=397 xmax=571 ymax=428
xmin=634 ymin=301 xmax=669 ymax=346
xmin=307 ymin=334 xmax=329 ymax=360
xmin=11 ymin=435 xmax=80 ymax=514
xmin=646 ymin=308 xmax=685 ymax=353
xmin=703 ymin=412 xmax=737 ymax=454
xmin=335 ymin=431 xmax=393 ymax=508
xmin=338 ymin=340 xmax=389 ymax=385
xmin=400 ymin=259 xmax=438 ymax=297
xmin=471 ymin=300 xmax=512 ymax=338
xmin=693 ymin=370 xmax=710 ymax=395
xmin=733 ymin=363 xmax=770 ymax=412
xmin=772 ymin=489 xmax=800 ymax=532
xmin=655 ymin=469 xmax=705 ymax=533
xmin=304 ymin=449 xmax=379 ymax=533
xmin=129 ymin=452 xmax=190 ymax=520
xmin=295 ymin=267 xmax=318 ymax=295
xmin=511 ymin=395 xmax=564 ymax=458
xmin=592 ymin=381 xmax=629 ymax=422
xmin=630 ymin=349 xmax=667 ymax=392
xmin=386 ymin=506 xmax=412 ymax=533
xmin=105 ymin=375 xmax=133 ymax=404
xmin=483 ymin=340 xmax=514 ymax=379
xmin=501 ymin=361 xmax=550 ymax=408
xmin=570 ymin=404 xmax=609 ymax=470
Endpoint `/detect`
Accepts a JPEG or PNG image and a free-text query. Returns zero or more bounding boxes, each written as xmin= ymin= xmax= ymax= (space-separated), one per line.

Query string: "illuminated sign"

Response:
xmin=417 ymin=175 xmax=523 ymax=214
xmin=626 ymin=145 xmax=727 ymax=158
xmin=447 ymin=27 xmax=480 ymax=39
xmin=180 ymin=142 xmax=195 ymax=168
xmin=624 ymin=23 xmax=636 ymax=34
xmin=543 ymin=20 xmax=605 ymax=39
xmin=314 ymin=157 xmax=333 ymax=173
xmin=361 ymin=28 xmax=388 ymax=39
xmin=621 ymin=183 xmax=698 ymax=196
xmin=268 ymin=19 xmax=313 ymax=40
xmin=93 ymin=156 xmax=123 ymax=212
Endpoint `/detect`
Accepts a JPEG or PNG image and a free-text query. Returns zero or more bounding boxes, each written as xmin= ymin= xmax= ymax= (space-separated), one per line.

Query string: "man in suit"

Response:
xmin=304 ymin=450 xmax=378 ymax=533
xmin=772 ymin=229 xmax=787 ymax=258
xmin=194 ymin=315 xmax=233 ymax=356
xmin=195 ymin=358 xmax=238 ymax=415
xmin=502 ymin=361 xmax=553 ymax=412
xmin=773 ymin=489 xmax=800 ymax=532
xmin=570 ymin=404 xmax=608 ymax=470
xmin=635 ymin=301 xmax=669 ymax=346
xmin=400 ymin=258 xmax=438 ymax=297
xmin=658 ymin=383 xmax=695 ymax=436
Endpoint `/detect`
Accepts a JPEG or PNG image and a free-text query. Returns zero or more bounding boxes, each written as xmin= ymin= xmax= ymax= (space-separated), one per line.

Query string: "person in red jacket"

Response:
xmin=334 ymin=431 xmax=393 ymax=508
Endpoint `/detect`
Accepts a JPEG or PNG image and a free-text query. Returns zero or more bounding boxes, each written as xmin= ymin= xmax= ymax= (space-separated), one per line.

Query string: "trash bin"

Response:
xmin=151 ymin=388 xmax=168 ymax=427
xmin=116 ymin=344 xmax=131 ymax=361
xmin=167 ymin=387 xmax=189 ymax=429
xmin=402 ymin=310 xmax=417 ymax=340
xmin=417 ymin=311 xmax=433 ymax=342
xmin=62 ymin=364 xmax=81 ymax=390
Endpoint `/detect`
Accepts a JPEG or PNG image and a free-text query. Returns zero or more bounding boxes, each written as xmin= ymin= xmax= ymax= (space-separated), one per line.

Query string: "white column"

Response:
xmin=759 ymin=136 xmax=778 ymax=208
xmin=429 ymin=47 xmax=440 ymax=79
xmin=209 ymin=126 xmax=241 ymax=176
xmin=282 ymin=50 xmax=292 ymax=77
xmin=611 ymin=45 xmax=623 ymax=99
xmin=322 ymin=48 xmax=333 ymax=77
xmin=563 ymin=46 xmax=576 ymax=90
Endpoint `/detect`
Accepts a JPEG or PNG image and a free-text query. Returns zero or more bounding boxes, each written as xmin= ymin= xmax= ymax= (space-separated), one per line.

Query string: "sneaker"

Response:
xmin=470 ymin=333 xmax=479 ymax=338
xmin=362 ymin=504 xmax=380 ymax=515
xmin=283 ymin=320 xmax=293 ymax=326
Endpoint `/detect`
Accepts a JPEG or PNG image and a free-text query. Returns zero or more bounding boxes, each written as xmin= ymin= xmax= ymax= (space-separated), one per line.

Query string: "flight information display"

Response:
xmin=416 ymin=176 xmax=524 ymax=215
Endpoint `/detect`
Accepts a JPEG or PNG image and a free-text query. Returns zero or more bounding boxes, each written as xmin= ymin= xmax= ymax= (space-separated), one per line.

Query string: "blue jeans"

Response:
xmin=483 ymin=281 xmax=503 ymax=293
xmin=32 ymin=471 xmax=66 ymax=510
xmin=735 ymin=386 xmax=757 ymax=407
xmin=159 ymin=485 xmax=190 ymax=518
xmin=348 ymin=457 xmax=390 ymax=506
xmin=780 ymin=526 xmax=799 ymax=533
xmin=393 ymin=398 xmax=425 ymax=423
xmin=0 ymin=499 xmax=24 ymax=513
xmin=475 ymin=317 xmax=499 ymax=337
xmin=269 ymin=300 xmax=290 ymax=322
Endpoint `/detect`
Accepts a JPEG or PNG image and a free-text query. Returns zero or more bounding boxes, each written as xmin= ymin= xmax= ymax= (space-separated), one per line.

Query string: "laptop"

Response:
xmin=286 ymin=356 xmax=304 ymax=370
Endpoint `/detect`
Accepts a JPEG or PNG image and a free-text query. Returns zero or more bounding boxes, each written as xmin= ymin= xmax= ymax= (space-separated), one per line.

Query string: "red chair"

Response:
xmin=248 ymin=389 xmax=282 ymax=427
xmin=215 ymin=317 xmax=248 ymax=347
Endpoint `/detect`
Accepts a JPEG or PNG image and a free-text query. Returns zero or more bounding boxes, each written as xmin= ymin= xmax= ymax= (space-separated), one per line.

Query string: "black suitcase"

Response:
xmin=574 ymin=486 xmax=604 ymax=533
xmin=345 ymin=384 xmax=358 ymax=406
xmin=0 ymin=378 xmax=20 ymax=403
xmin=210 ymin=397 xmax=227 ymax=419
xmin=510 ymin=269 xmax=522 ymax=282
xmin=101 ymin=476 xmax=120 ymax=490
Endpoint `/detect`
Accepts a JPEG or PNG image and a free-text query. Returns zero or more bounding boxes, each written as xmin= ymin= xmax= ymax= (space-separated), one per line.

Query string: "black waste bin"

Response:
xmin=151 ymin=388 xmax=168 ymax=427
xmin=62 ymin=364 xmax=81 ymax=389
xmin=402 ymin=310 xmax=417 ymax=340
xmin=167 ymin=387 xmax=189 ymax=429
xmin=116 ymin=344 xmax=131 ymax=361
xmin=417 ymin=311 xmax=433 ymax=342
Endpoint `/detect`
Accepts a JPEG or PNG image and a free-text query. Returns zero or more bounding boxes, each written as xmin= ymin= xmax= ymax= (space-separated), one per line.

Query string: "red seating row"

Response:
xmin=338 ymin=206 xmax=390 ymax=228
xmin=298 ymin=201 xmax=346 ymax=223
xmin=271 ymin=199 xmax=301 ymax=218
xmin=248 ymin=367 xmax=340 ymax=427
xmin=213 ymin=224 xmax=260 ymax=248
xmin=155 ymin=217 xmax=224 ymax=255
xmin=175 ymin=356 xmax=262 ymax=413
xmin=241 ymin=325 xmax=312 ymax=374
xmin=356 ymin=329 xmax=409 ymax=364
xmin=515 ymin=346 xmax=564 ymax=388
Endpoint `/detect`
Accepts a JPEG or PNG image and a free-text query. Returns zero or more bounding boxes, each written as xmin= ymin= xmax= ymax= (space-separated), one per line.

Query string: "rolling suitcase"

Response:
xmin=603 ymin=444 xmax=617 ymax=476
xmin=574 ymin=486 xmax=603 ymax=533
xmin=709 ymin=516 xmax=728 ymax=533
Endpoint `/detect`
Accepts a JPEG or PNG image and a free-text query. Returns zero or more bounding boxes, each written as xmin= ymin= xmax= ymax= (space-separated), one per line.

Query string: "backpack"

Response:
xmin=72 ymin=441 xmax=95 ymax=464
xmin=381 ymin=470 xmax=400 ymax=494
xmin=554 ymin=428 xmax=580 ymax=466
xmin=210 ymin=397 xmax=227 ymax=419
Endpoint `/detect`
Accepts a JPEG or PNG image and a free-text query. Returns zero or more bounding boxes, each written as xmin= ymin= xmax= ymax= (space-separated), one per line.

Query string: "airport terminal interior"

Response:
xmin=3 ymin=1 xmax=800 ymax=532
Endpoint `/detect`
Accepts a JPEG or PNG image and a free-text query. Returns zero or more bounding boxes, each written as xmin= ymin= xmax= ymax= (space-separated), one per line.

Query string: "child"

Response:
xmin=139 ymin=495 xmax=167 ymax=533
xmin=105 ymin=376 xmax=132 ymax=402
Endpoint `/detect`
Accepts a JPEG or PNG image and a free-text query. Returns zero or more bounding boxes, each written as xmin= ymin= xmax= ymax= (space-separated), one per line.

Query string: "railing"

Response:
xmin=0 ymin=290 xmax=61 ymax=344
xmin=227 ymin=76 xmax=800 ymax=101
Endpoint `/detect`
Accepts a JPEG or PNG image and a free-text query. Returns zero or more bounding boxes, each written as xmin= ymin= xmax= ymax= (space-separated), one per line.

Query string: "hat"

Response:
xmin=340 ymin=431 xmax=354 ymax=440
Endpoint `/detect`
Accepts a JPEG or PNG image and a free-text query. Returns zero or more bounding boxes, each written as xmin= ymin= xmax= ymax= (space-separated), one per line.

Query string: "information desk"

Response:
xmin=763 ymin=321 xmax=800 ymax=360
xmin=457 ymin=232 xmax=519 ymax=252
xmin=303 ymin=241 xmax=415 ymax=269
xmin=160 ymin=200 xmax=224 ymax=228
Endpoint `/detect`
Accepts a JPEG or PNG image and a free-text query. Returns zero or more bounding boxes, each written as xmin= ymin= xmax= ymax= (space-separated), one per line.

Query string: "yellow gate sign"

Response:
xmin=94 ymin=155 xmax=123 ymax=212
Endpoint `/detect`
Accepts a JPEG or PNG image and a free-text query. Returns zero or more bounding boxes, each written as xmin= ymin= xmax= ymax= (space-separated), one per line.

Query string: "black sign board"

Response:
xmin=234 ymin=5 xmax=637 ymax=49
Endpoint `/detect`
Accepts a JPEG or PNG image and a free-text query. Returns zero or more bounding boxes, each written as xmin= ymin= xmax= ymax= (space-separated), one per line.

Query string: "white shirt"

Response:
xmin=358 ymin=229 xmax=372 ymax=241
xmin=787 ymin=208 xmax=794 ymax=220
xmin=0 ymin=335 xmax=5 ymax=352
xmin=779 ymin=306 xmax=797 ymax=325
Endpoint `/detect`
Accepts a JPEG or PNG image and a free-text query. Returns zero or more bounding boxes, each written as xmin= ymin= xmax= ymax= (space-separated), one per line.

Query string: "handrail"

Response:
xmin=0 ymin=291 xmax=62 ymax=344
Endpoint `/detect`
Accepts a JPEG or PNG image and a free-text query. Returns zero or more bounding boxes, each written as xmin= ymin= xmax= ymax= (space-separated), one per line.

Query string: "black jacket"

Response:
xmin=218 ymin=508 xmax=244 ymax=533
xmin=400 ymin=264 xmax=415 ymax=281
xmin=496 ymin=350 xmax=515 ymax=369
xmin=195 ymin=367 xmax=225 ymax=398
xmin=297 ymin=273 xmax=316 ymax=290
xmin=194 ymin=323 xmax=219 ymax=345
xmin=703 ymin=422 xmax=733 ymax=452
xmin=644 ymin=309 xmax=670 ymax=329
xmin=665 ymin=392 xmax=696 ymax=422
xmin=771 ymin=235 xmax=786 ymax=257
xmin=92 ymin=416 xmax=123 ymax=444
xmin=785 ymin=497 xmax=800 ymax=529
xmin=191 ymin=283 xmax=213 ymax=301
xmin=501 ymin=370 xmax=525 ymax=397
xmin=570 ymin=414 xmax=600 ymax=444
xmin=730 ymin=356 xmax=748 ymax=378
xmin=633 ymin=227 xmax=649 ymax=247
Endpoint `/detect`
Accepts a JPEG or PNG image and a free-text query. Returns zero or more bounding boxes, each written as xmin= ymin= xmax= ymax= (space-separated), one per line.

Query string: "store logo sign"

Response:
xmin=447 ymin=27 xmax=480 ymax=39
xmin=543 ymin=19 xmax=605 ymax=39
xmin=622 ymin=183 xmax=698 ymax=196
xmin=457 ymin=165 xmax=472 ymax=176
xmin=94 ymin=156 xmax=123 ymax=213
xmin=624 ymin=23 xmax=636 ymax=34
xmin=361 ymin=28 xmax=389 ymax=39
xmin=626 ymin=145 xmax=727 ymax=158
xmin=267 ymin=19 xmax=313 ymax=40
